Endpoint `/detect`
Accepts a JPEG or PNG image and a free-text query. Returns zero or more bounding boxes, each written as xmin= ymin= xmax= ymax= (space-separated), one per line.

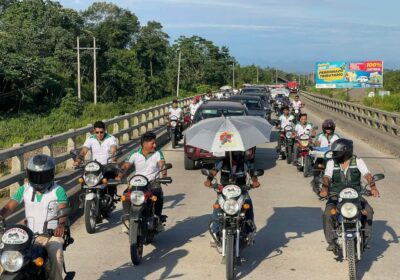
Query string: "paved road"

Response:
xmin=65 ymin=109 xmax=400 ymax=280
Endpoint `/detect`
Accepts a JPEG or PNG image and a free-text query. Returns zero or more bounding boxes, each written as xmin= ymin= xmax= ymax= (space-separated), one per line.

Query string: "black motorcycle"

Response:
xmin=0 ymin=207 xmax=74 ymax=280
xmin=71 ymin=151 xmax=121 ymax=234
xmin=320 ymin=174 xmax=385 ymax=280
xmin=167 ymin=115 xmax=182 ymax=149
xmin=202 ymin=168 xmax=264 ymax=280
xmin=121 ymin=164 xmax=173 ymax=265
xmin=278 ymin=124 xmax=295 ymax=164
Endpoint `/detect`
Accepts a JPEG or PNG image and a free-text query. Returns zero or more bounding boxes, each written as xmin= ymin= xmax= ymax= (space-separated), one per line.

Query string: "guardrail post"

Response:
xmin=42 ymin=135 xmax=53 ymax=157
xmin=113 ymin=122 xmax=120 ymax=145
xmin=153 ymin=109 xmax=160 ymax=128
xmin=140 ymin=113 xmax=147 ymax=134
xmin=85 ymin=124 xmax=92 ymax=161
xmin=10 ymin=143 xmax=24 ymax=197
xmin=66 ymin=129 xmax=76 ymax=169
xmin=147 ymin=111 xmax=154 ymax=130
xmin=132 ymin=116 xmax=139 ymax=138
xmin=123 ymin=116 xmax=130 ymax=142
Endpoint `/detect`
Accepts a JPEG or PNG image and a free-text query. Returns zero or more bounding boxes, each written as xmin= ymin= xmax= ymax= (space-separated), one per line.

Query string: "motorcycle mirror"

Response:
xmin=313 ymin=125 xmax=319 ymax=130
xmin=163 ymin=163 xmax=173 ymax=170
xmin=201 ymin=168 xmax=211 ymax=176
xmin=324 ymin=150 xmax=333 ymax=160
xmin=372 ymin=173 xmax=385 ymax=182
xmin=254 ymin=169 xmax=264 ymax=177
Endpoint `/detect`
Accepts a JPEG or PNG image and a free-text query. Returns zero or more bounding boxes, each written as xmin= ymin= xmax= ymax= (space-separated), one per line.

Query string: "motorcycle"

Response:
xmin=309 ymin=147 xmax=330 ymax=195
xmin=201 ymin=168 xmax=264 ymax=280
xmin=121 ymin=164 xmax=173 ymax=265
xmin=320 ymin=173 xmax=385 ymax=280
xmin=71 ymin=151 xmax=121 ymax=234
xmin=0 ymin=207 xmax=74 ymax=280
xmin=167 ymin=115 xmax=182 ymax=149
xmin=279 ymin=124 xmax=295 ymax=164
xmin=294 ymin=133 xmax=312 ymax=177
xmin=274 ymin=100 xmax=283 ymax=116
xmin=292 ymin=108 xmax=301 ymax=123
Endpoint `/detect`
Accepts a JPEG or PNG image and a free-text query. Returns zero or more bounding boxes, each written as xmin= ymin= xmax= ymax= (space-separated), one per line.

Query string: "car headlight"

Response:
xmin=1 ymin=251 xmax=24 ymax=272
xmin=340 ymin=202 xmax=358 ymax=219
xmin=223 ymin=199 xmax=240 ymax=215
xmin=130 ymin=191 xmax=145 ymax=206
xmin=83 ymin=174 xmax=101 ymax=187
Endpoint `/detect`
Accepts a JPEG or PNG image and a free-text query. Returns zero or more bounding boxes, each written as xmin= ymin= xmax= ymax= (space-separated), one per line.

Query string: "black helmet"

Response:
xmin=331 ymin=139 xmax=353 ymax=163
xmin=322 ymin=119 xmax=336 ymax=133
xmin=27 ymin=154 xmax=55 ymax=193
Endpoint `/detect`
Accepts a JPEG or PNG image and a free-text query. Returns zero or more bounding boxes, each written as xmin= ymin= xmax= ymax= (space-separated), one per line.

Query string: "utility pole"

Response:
xmin=232 ymin=63 xmax=235 ymax=90
xmin=176 ymin=49 xmax=181 ymax=97
xmin=76 ymin=37 xmax=81 ymax=100
xmin=275 ymin=69 xmax=277 ymax=85
xmin=74 ymin=36 xmax=100 ymax=104
xmin=256 ymin=66 xmax=259 ymax=84
xmin=93 ymin=37 xmax=97 ymax=105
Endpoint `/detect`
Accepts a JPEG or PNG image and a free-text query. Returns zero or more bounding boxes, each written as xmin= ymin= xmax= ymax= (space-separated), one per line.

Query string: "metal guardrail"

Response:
xmin=300 ymin=91 xmax=400 ymax=137
xmin=0 ymin=97 xmax=194 ymax=193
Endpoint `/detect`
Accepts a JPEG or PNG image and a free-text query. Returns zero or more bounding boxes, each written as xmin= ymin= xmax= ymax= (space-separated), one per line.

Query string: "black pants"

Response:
xmin=323 ymin=197 xmax=374 ymax=245
xmin=152 ymin=187 xmax=164 ymax=217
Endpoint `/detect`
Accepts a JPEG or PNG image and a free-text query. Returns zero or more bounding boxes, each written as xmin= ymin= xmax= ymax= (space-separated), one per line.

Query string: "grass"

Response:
xmin=362 ymin=94 xmax=400 ymax=112
xmin=308 ymin=88 xmax=350 ymax=101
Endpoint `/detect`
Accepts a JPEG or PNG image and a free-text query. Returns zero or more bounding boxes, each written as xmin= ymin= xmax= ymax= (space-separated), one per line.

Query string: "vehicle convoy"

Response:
xmin=320 ymin=174 xmax=385 ymax=280
xmin=0 ymin=207 xmax=74 ymax=280
xmin=228 ymin=95 xmax=270 ymax=121
xmin=121 ymin=164 xmax=173 ymax=265
xmin=183 ymin=101 xmax=256 ymax=170
xmin=71 ymin=151 xmax=121 ymax=234
xmin=167 ymin=115 xmax=183 ymax=149
xmin=202 ymin=168 xmax=264 ymax=280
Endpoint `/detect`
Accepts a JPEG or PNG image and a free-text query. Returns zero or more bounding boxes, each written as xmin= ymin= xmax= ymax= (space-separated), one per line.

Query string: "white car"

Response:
xmin=357 ymin=76 xmax=369 ymax=83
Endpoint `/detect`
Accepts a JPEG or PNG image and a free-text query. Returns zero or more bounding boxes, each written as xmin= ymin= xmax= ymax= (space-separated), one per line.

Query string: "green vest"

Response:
xmin=331 ymin=156 xmax=361 ymax=193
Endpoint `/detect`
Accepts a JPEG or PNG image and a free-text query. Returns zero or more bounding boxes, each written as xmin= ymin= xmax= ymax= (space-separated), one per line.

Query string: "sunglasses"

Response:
xmin=95 ymin=131 xmax=105 ymax=134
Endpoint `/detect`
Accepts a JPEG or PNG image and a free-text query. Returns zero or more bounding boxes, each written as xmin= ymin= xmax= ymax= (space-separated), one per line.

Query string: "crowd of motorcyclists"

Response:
xmin=0 ymin=88 xmax=383 ymax=280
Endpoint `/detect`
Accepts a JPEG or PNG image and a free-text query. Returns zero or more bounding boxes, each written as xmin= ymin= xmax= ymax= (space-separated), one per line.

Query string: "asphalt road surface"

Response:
xmin=65 ymin=109 xmax=400 ymax=280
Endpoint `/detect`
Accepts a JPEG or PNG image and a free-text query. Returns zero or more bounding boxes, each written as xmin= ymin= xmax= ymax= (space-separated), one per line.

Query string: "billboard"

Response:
xmin=315 ymin=61 xmax=383 ymax=89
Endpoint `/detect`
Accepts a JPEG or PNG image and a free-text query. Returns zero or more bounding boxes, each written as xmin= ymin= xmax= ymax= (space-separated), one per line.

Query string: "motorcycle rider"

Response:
xmin=319 ymin=139 xmax=380 ymax=252
xmin=168 ymin=99 xmax=183 ymax=120
xmin=290 ymin=95 xmax=303 ymax=111
xmin=117 ymin=132 xmax=167 ymax=231
xmin=0 ymin=155 xmax=69 ymax=280
xmin=189 ymin=97 xmax=201 ymax=120
xmin=293 ymin=113 xmax=315 ymax=163
xmin=203 ymin=151 xmax=260 ymax=242
xmin=276 ymin=106 xmax=294 ymax=153
xmin=314 ymin=119 xmax=340 ymax=148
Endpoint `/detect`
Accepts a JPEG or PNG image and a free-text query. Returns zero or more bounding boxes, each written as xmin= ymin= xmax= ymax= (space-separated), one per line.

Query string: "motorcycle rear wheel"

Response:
xmin=346 ymin=240 xmax=357 ymax=280
xmin=130 ymin=220 xmax=144 ymax=265
xmin=84 ymin=199 xmax=97 ymax=234
xmin=226 ymin=234 xmax=235 ymax=280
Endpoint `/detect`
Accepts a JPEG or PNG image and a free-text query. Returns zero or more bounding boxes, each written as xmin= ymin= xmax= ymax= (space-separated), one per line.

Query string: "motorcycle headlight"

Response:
xmin=340 ymin=202 xmax=358 ymax=219
xmin=223 ymin=199 xmax=240 ymax=215
xmin=300 ymin=140 xmax=309 ymax=147
xmin=130 ymin=191 xmax=145 ymax=206
xmin=83 ymin=174 xmax=101 ymax=187
xmin=170 ymin=121 xmax=177 ymax=127
xmin=285 ymin=132 xmax=292 ymax=138
xmin=1 ymin=251 xmax=24 ymax=272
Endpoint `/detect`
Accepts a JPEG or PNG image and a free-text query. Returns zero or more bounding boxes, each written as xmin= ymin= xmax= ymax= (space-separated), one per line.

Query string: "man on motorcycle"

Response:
xmin=73 ymin=121 xmax=118 ymax=167
xmin=314 ymin=119 xmax=340 ymax=148
xmin=276 ymin=106 xmax=294 ymax=153
xmin=203 ymin=151 xmax=260 ymax=241
xmin=0 ymin=155 xmax=68 ymax=280
xmin=293 ymin=113 xmax=315 ymax=163
xmin=168 ymin=99 xmax=183 ymax=120
xmin=117 ymin=132 xmax=167 ymax=231
xmin=291 ymin=95 xmax=303 ymax=111
xmin=189 ymin=97 xmax=201 ymax=120
xmin=319 ymin=139 xmax=380 ymax=252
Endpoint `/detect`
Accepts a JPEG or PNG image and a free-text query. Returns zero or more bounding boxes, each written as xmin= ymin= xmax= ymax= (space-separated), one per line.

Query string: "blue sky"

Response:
xmin=60 ymin=0 xmax=400 ymax=72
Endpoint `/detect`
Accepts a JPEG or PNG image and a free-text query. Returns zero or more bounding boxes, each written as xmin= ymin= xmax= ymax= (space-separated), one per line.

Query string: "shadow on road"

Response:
xmin=357 ymin=220 xmax=399 ymax=279
xmin=164 ymin=193 xmax=186 ymax=209
xmin=254 ymin=146 xmax=278 ymax=171
xmin=98 ymin=214 xmax=211 ymax=280
xmin=236 ymin=207 xmax=323 ymax=279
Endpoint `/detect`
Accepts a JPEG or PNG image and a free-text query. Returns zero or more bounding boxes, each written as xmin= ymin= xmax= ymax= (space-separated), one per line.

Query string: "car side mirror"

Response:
xmin=201 ymin=168 xmax=211 ymax=176
xmin=254 ymin=169 xmax=264 ymax=177
xmin=372 ymin=174 xmax=385 ymax=182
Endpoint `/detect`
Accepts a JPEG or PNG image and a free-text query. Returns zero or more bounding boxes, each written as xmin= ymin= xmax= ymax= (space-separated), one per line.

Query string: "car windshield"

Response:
xmin=244 ymin=100 xmax=262 ymax=109
xmin=198 ymin=108 xmax=245 ymax=120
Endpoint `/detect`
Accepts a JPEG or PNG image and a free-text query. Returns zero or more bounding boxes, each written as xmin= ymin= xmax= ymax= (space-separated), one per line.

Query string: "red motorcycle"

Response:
xmin=295 ymin=133 xmax=312 ymax=177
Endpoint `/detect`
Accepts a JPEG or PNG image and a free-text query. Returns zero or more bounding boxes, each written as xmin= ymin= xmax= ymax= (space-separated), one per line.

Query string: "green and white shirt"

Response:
xmin=83 ymin=133 xmax=118 ymax=165
xmin=316 ymin=132 xmax=340 ymax=148
xmin=12 ymin=183 xmax=68 ymax=233
xmin=126 ymin=147 xmax=165 ymax=181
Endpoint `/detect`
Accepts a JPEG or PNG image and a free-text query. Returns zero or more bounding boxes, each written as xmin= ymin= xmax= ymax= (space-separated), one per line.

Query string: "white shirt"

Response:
xmin=295 ymin=123 xmax=313 ymax=136
xmin=291 ymin=100 xmax=302 ymax=109
xmin=189 ymin=103 xmax=200 ymax=118
xmin=83 ymin=133 xmax=118 ymax=165
xmin=279 ymin=114 xmax=295 ymax=130
xmin=316 ymin=133 xmax=340 ymax=148
xmin=169 ymin=107 xmax=182 ymax=119
xmin=324 ymin=157 xmax=370 ymax=178
xmin=126 ymin=147 xmax=165 ymax=181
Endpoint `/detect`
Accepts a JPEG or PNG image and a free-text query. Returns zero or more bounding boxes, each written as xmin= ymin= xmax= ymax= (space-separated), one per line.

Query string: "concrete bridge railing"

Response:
xmin=0 ymin=97 xmax=193 ymax=195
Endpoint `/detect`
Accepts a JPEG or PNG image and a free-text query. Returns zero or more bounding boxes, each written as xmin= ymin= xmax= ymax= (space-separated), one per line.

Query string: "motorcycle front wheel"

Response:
xmin=226 ymin=234 xmax=235 ymax=280
xmin=130 ymin=220 xmax=144 ymax=265
xmin=286 ymin=145 xmax=292 ymax=164
xmin=303 ymin=155 xmax=310 ymax=177
xmin=171 ymin=131 xmax=176 ymax=149
xmin=84 ymin=199 xmax=97 ymax=234
xmin=346 ymin=240 xmax=357 ymax=280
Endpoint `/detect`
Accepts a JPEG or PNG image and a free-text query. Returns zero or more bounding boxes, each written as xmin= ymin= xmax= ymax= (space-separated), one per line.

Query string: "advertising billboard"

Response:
xmin=315 ymin=61 xmax=383 ymax=89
